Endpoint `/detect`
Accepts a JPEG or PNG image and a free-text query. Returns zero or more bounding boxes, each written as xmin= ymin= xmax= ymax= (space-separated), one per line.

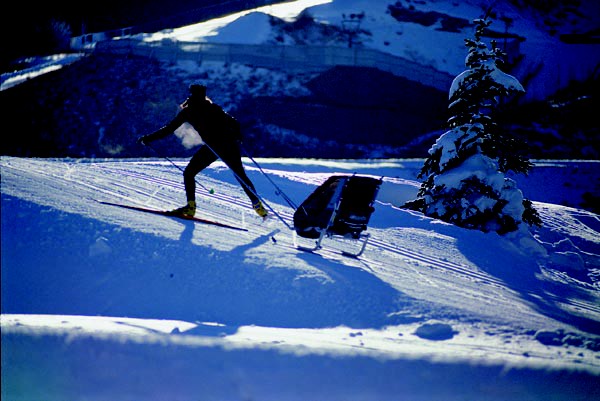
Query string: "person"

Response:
xmin=138 ymin=84 xmax=268 ymax=219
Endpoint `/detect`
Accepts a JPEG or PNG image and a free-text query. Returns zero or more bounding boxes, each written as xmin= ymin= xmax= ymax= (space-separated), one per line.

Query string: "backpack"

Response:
xmin=210 ymin=103 xmax=241 ymax=141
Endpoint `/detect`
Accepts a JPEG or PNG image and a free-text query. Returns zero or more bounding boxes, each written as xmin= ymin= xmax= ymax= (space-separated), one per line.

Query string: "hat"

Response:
xmin=189 ymin=84 xmax=207 ymax=98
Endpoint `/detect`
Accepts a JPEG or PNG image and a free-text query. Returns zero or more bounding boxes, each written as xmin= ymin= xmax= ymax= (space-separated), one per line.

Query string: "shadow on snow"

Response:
xmin=1 ymin=196 xmax=410 ymax=330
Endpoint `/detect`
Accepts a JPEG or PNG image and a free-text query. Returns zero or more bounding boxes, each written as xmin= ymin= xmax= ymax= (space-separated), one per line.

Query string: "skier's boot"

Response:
xmin=168 ymin=200 xmax=196 ymax=217
xmin=253 ymin=201 xmax=268 ymax=219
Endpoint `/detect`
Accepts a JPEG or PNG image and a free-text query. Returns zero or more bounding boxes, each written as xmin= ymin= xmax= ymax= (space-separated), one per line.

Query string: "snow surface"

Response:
xmin=0 ymin=53 xmax=84 ymax=91
xmin=2 ymin=156 xmax=599 ymax=400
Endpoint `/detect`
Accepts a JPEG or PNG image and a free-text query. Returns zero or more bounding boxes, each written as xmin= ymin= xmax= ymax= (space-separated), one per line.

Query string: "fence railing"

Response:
xmin=95 ymin=38 xmax=454 ymax=91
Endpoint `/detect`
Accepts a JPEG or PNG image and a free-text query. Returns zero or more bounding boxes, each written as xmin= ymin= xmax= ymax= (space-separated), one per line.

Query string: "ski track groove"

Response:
xmin=3 ymin=159 xmax=251 ymax=229
xmin=94 ymin=164 xmax=261 ymax=216
xmin=368 ymin=237 xmax=507 ymax=288
xmin=79 ymin=163 xmax=255 ymax=226
xmin=365 ymin=237 xmax=600 ymax=317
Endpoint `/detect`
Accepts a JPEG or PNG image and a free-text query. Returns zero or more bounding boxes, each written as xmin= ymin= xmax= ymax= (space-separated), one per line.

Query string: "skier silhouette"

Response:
xmin=138 ymin=84 xmax=267 ymax=218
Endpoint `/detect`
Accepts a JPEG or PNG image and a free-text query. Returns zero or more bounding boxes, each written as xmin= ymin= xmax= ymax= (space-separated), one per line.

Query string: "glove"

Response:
xmin=137 ymin=135 xmax=149 ymax=145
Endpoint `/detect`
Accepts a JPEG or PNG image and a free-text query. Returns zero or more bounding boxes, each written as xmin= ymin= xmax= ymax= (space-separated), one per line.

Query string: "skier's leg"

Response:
xmin=184 ymin=146 xmax=218 ymax=202
xmin=235 ymin=169 xmax=262 ymax=206
xmin=219 ymin=146 xmax=259 ymax=205
xmin=217 ymin=145 xmax=268 ymax=217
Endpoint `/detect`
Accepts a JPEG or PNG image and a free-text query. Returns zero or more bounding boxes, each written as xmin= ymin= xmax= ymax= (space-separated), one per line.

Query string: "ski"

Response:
xmin=96 ymin=200 xmax=248 ymax=232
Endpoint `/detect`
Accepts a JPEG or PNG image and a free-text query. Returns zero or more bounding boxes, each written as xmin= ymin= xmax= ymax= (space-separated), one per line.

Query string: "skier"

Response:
xmin=138 ymin=84 xmax=268 ymax=219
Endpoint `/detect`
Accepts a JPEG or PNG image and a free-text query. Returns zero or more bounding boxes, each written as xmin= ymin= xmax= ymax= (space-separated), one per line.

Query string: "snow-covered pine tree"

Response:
xmin=405 ymin=16 xmax=542 ymax=234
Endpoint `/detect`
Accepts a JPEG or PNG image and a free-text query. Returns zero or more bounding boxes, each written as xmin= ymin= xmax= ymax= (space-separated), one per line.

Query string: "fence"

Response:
xmin=71 ymin=28 xmax=134 ymax=50
xmin=94 ymin=38 xmax=454 ymax=91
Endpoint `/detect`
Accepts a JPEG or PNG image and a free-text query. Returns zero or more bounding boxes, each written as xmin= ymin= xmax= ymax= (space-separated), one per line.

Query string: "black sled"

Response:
xmin=293 ymin=175 xmax=382 ymax=257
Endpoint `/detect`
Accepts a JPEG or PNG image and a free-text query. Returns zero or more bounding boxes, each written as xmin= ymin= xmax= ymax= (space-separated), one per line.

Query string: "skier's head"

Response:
xmin=189 ymin=84 xmax=207 ymax=99
xmin=181 ymin=84 xmax=207 ymax=109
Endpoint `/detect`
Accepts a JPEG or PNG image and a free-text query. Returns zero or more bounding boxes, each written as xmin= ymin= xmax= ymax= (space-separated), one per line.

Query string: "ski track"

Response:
xmin=100 ymin=162 xmax=600 ymax=324
xmin=2 ymin=158 xmax=599 ymax=326
xmin=4 ymin=158 xmax=254 ymax=228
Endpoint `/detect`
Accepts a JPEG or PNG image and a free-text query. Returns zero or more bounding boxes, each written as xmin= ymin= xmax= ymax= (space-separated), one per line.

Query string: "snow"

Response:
xmin=136 ymin=0 xmax=600 ymax=101
xmin=143 ymin=0 xmax=333 ymax=42
xmin=3 ymin=0 xmax=598 ymax=101
xmin=450 ymin=63 xmax=525 ymax=100
xmin=0 ymin=53 xmax=84 ymax=91
xmin=168 ymin=60 xmax=313 ymax=112
xmin=2 ymin=156 xmax=599 ymax=400
xmin=209 ymin=12 xmax=275 ymax=44
xmin=1 ymin=0 xmax=599 ymax=399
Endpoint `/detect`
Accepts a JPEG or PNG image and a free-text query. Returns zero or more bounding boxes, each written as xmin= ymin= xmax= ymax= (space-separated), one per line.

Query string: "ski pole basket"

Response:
xmin=293 ymin=175 xmax=382 ymax=257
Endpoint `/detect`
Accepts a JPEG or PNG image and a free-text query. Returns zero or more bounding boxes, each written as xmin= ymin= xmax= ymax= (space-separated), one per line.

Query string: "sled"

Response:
xmin=293 ymin=175 xmax=382 ymax=257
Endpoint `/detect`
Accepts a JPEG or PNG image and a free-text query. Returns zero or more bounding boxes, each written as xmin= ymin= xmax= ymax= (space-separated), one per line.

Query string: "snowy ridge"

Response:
xmin=141 ymin=0 xmax=600 ymax=101
xmin=2 ymin=156 xmax=599 ymax=400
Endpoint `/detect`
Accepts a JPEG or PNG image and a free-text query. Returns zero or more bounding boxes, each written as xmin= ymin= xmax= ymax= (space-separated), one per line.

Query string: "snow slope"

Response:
xmin=3 ymin=0 xmax=598 ymax=101
xmin=1 ymin=156 xmax=599 ymax=400
xmin=141 ymin=0 xmax=600 ymax=101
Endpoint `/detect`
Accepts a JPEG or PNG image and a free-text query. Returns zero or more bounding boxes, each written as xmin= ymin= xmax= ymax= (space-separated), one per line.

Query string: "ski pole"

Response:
xmin=240 ymin=144 xmax=298 ymax=210
xmin=143 ymin=142 xmax=213 ymax=194
xmin=202 ymin=141 xmax=294 ymax=230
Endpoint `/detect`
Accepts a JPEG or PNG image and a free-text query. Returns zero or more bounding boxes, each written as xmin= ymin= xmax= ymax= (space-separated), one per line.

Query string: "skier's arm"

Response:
xmin=139 ymin=111 xmax=187 ymax=144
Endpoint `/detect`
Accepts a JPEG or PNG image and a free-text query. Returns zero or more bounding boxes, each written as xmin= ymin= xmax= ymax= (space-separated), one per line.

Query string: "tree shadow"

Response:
xmin=377 ymin=206 xmax=600 ymax=335
xmin=456 ymin=234 xmax=600 ymax=335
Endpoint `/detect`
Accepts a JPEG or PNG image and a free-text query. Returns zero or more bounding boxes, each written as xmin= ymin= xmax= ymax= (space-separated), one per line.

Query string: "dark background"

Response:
xmin=1 ymin=0 xmax=598 ymax=161
xmin=1 ymin=1 xmax=278 ymax=71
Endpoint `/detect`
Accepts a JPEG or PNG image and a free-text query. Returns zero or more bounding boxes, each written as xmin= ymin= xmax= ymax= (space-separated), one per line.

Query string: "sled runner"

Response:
xmin=293 ymin=175 xmax=382 ymax=257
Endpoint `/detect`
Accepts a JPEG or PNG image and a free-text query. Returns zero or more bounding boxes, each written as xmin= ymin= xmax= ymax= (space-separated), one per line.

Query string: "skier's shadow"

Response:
xmin=178 ymin=219 xmax=196 ymax=243
xmin=177 ymin=217 xmax=278 ymax=255
xmin=177 ymin=218 xmax=245 ymax=245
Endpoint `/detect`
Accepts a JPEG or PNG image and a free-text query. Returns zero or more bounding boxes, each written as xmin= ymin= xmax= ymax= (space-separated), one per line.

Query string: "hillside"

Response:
xmin=1 ymin=0 xmax=598 ymax=160
xmin=2 ymin=156 xmax=599 ymax=399
xmin=0 ymin=53 xmax=449 ymax=159
xmin=1 ymin=50 xmax=598 ymax=161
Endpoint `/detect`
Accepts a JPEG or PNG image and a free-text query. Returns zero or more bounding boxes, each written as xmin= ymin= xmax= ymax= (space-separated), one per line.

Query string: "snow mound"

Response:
xmin=414 ymin=322 xmax=458 ymax=341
